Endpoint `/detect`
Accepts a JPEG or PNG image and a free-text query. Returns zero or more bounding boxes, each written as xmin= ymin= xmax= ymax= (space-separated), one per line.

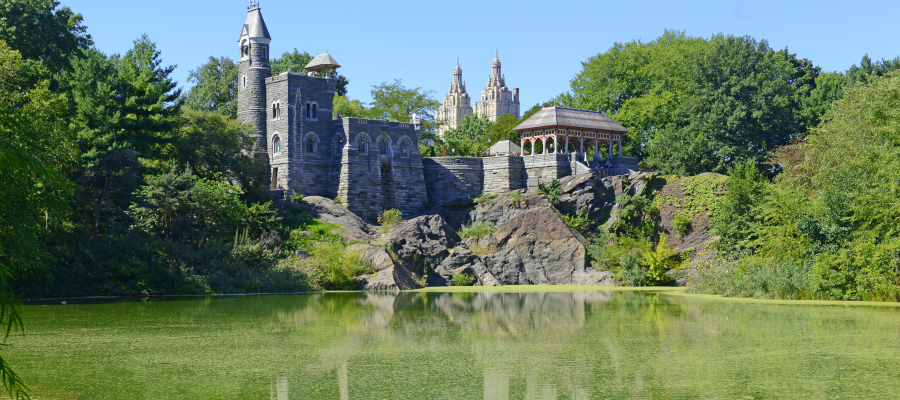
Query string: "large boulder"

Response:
xmin=434 ymin=247 xmax=500 ymax=287
xmin=356 ymin=265 xmax=419 ymax=291
xmin=481 ymin=206 xmax=592 ymax=285
xmin=346 ymin=243 xmax=395 ymax=272
xmin=303 ymin=196 xmax=375 ymax=243
xmin=469 ymin=190 xmax=550 ymax=227
xmin=388 ymin=215 xmax=460 ymax=269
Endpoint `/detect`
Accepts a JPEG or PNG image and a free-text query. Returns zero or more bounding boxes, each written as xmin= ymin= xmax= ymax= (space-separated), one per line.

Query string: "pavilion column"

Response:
xmin=593 ymin=139 xmax=598 ymax=161
xmin=608 ymin=138 xmax=612 ymax=159
xmin=579 ymin=138 xmax=584 ymax=156
xmin=618 ymin=139 xmax=622 ymax=157
xmin=565 ymin=136 xmax=569 ymax=154
xmin=542 ymin=138 xmax=547 ymax=154
xmin=521 ymin=137 xmax=525 ymax=155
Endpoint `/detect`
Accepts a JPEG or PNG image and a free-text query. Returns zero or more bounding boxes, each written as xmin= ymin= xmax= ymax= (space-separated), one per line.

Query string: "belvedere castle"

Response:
xmin=237 ymin=3 xmax=637 ymax=223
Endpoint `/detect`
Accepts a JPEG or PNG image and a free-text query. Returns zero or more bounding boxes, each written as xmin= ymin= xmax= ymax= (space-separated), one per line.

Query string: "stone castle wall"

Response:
xmin=423 ymin=154 xmax=572 ymax=205
xmin=422 ymin=157 xmax=484 ymax=206
xmin=338 ymin=118 xmax=427 ymax=223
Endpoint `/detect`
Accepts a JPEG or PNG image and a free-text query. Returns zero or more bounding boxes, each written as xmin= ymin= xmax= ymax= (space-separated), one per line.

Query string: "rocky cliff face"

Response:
xmin=304 ymin=171 xmax=725 ymax=290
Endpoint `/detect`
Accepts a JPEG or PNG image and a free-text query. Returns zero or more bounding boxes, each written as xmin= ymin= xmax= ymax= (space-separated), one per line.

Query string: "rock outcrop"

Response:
xmin=303 ymin=196 xmax=375 ymax=243
xmin=355 ymin=265 xmax=419 ymax=291
xmin=388 ymin=215 xmax=460 ymax=268
xmin=434 ymin=247 xmax=500 ymax=286
xmin=480 ymin=207 xmax=606 ymax=285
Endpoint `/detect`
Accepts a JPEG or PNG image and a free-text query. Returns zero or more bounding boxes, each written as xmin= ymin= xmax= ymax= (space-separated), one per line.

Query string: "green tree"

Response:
xmin=117 ymin=34 xmax=183 ymax=162
xmin=0 ymin=0 xmax=91 ymax=77
xmin=0 ymin=39 xmax=76 ymax=398
xmin=183 ymin=56 xmax=238 ymax=118
xmin=168 ymin=108 xmax=267 ymax=190
xmin=442 ymin=115 xmax=493 ymax=156
xmin=368 ymin=79 xmax=440 ymax=128
xmin=332 ymin=95 xmax=371 ymax=119
xmin=646 ymin=35 xmax=812 ymax=175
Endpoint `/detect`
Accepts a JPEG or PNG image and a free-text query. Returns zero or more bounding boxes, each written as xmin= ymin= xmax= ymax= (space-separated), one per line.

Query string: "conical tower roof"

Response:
xmin=239 ymin=3 xmax=271 ymax=40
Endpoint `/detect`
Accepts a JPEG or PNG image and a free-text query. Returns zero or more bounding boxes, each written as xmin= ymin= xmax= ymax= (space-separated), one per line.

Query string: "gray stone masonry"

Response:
xmin=338 ymin=118 xmax=427 ymax=223
xmin=483 ymin=156 xmax=526 ymax=193
xmin=265 ymin=71 xmax=339 ymax=196
xmin=422 ymin=157 xmax=484 ymax=206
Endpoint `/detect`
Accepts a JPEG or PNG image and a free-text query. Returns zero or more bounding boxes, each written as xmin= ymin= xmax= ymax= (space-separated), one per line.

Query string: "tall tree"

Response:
xmin=183 ymin=56 xmax=238 ymax=118
xmin=442 ymin=115 xmax=493 ymax=156
xmin=117 ymin=34 xmax=183 ymax=162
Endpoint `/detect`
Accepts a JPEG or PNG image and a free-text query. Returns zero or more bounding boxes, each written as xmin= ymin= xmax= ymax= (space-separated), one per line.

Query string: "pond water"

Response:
xmin=7 ymin=288 xmax=900 ymax=399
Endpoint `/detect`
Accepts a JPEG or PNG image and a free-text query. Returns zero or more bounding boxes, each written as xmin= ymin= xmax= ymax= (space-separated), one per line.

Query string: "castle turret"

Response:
xmin=237 ymin=1 xmax=272 ymax=162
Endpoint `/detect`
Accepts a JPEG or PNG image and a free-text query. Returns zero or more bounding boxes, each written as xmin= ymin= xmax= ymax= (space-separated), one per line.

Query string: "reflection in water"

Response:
xmin=9 ymin=290 xmax=900 ymax=399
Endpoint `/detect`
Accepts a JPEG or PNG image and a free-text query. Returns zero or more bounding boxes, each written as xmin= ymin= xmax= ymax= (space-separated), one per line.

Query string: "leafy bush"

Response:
xmin=688 ymin=256 xmax=811 ymax=300
xmin=451 ymin=272 xmax=476 ymax=286
xmin=610 ymin=191 xmax=659 ymax=241
xmin=614 ymin=252 xmax=653 ymax=286
xmin=640 ymin=233 xmax=680 ymax=284
xmin=536 ymin=180 xmax=561 ymax=204
xmin=458 ymin=222 xmax=497 ymax=239
xmin=673 ymin=213 xmax=692 ymax=236
xmin=560 ymin=210 xmax=592 ymax=235
xmin=304 ymin=242 xmax=371 ymax=290
xmin=377 ymin=208 xmax=402 ymax=227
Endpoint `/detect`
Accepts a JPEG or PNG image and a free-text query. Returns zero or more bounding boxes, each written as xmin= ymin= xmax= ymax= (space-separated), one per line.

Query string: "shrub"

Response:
xmin=536 ymin=180 xmax=561 ymax=204
xmin=451 ymin=272 xmax=476 ymax=286
xmin=305 ymin=242 xmax=371 ymax=290
xmin=291 ymin=193 xmax=305 ymax=203
xmin=614 ymin=252 xmax=652 ymax=286
xmin=673 ymin=212 xmax=692 ymax=236
xmin=688 ymin=256 xmax=812 ymax=300
xmin=640 ymin=233 xmax=680 ymax=284
xmin=560 ymin=210 xmax=592 ymax=235
xmin=458 ymin=222 xmax=497 ymax=239
xmin=377 ymin=208 xmax=402 ymax=227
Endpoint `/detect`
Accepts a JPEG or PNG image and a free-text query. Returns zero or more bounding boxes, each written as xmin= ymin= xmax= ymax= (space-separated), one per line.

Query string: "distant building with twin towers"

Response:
xmin=434 ymin=53 xmax=520 ymax=137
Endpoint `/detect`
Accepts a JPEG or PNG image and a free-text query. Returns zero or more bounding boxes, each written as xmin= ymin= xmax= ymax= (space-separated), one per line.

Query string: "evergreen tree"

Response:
xmin=117 ymin=34 xmax=183 ymax=162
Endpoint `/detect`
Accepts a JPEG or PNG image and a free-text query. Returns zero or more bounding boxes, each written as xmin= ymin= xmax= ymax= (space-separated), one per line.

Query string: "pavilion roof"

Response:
xmin=305 ymin=52 xmax=341 ymax=71
xmin=513 ymin=107 xmax=628 ymax=133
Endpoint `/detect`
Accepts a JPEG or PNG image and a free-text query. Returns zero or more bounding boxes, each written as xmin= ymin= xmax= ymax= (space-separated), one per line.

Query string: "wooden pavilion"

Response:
xmin=512 ymin=107 xmax=628 ymax=159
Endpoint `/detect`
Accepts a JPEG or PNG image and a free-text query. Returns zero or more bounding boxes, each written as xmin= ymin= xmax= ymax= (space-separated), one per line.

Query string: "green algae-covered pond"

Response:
xmin=7 ymin=287 xmax=900 ymax=399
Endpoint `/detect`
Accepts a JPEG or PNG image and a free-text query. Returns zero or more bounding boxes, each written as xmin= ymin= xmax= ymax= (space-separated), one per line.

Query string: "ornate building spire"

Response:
xmin=435 ymin=58 xmax=473 ymax=137
xmin=475 ymin=50 xmax=519 ymax=122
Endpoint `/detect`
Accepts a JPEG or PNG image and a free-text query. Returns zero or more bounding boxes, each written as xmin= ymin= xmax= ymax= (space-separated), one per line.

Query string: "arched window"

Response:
xmin=272 ymin=103 xmax=276 ymax=119
xmin=335 ymin=136 xmax=344 ymax=155
xmin=358 ymin=138 xmax=367 ymax=154
xmin=400 ymin=142 xmax=409 ymax=157
xmin=379 ymin=140 xmax=388 ymax=155
xmin=273 ymin=136 xmax=281 ymax=153
xmin=306 ymin=103 xmax=311 ymax=119
xmin=312 ymin=104 xmax=317 ymax=119
xmin=306 ymin=138 xmax=315 ymax=154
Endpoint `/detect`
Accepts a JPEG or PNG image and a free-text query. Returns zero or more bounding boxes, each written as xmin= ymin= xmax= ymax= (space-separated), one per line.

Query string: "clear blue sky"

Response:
xmin=62 ymin=0 xmax=899 ymax=110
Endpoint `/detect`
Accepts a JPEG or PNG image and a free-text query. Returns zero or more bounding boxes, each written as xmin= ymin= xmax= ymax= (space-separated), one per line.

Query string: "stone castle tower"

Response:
xmin=237 ymin=2 xmax=272 ymax=163
xmin=434 ymin=58 xmax=474 ymax=137
xmin=474 ymin=51 xmax=520 ymax=122
xmin=234 ymin=2 xmax=427 ymax=223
